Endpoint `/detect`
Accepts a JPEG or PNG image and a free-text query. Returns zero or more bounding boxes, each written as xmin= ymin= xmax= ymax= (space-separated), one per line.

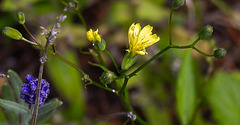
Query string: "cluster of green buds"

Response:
xmin=198 ymin=25 xmax=226 ymax=58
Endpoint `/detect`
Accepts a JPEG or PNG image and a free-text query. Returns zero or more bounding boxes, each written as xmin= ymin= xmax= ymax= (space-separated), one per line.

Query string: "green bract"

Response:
xmin=121 ymin=52 xmax=138 ymax=71
xmin=96 ymin=36 xmax=106 ymax=51
xmin=2 ymin=27 xmax=23 ymax=40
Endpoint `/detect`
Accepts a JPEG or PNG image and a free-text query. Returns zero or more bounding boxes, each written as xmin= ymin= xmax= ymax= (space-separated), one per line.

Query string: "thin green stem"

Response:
xmin=94 ymin=47 xmax=106 ymax=67
xmin=22 ymin=38 xmax=38 ymax=45
xmin=75 ymin=10 xmax=88 ymax=31
xmin=191 ymin=37 xmax=200 ymax=47
xmin=60 ymin=0 xmax=88 ymax=30
xmin=104 ymin=50 xmax=120 ymax=73
xmin=192 ymin=47 xmax=213 ymax=57
xmin=23 ymin=24 xmax=39 ymax=44
xmin=168 ymin=7 xmax=174 ymax=45
xmin=170 ymin=44 xmax=191 ymax=49
xmin=119 ymin=75 xmax=129 ymax=95
xmin=33 ymin=42 xmax=86 ymax=77
xmin=119 ymin=88 xmax=148 ymax=125
xmin=92 ymin=81 xmax=118 ymax=94
xmin=128 ymin=45 xmax=171 ymax=78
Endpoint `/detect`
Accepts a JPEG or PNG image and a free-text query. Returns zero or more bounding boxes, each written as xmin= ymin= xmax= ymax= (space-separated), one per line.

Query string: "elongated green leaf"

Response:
xmin=37 ymin=98 xmax=62 ymax=124
xmin=207 ymin=72 xmax=240 ymax=125
xmin=7 ymin=70 xmax=28 ymax=124
xmin=0 ymin=99 xmax=30 ymax=114
xmin=2 ymin=83 xmax=15 ymax=101
xmin=176 ymin=50 xmax=196 ymax=125
xmin=37 ymin=109 xmax=56 ymax=124
xmin=7 ymin=70 xmax=24 ymax=104
xmin=38 ymin=98 xmax=62 ymax=116
xmin=1 ymin=83 xmax=18 ymax=124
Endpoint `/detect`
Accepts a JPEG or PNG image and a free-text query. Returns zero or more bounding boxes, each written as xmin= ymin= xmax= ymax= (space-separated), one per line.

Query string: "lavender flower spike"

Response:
xmin=20 ymin=74 xmax=50 ymax=107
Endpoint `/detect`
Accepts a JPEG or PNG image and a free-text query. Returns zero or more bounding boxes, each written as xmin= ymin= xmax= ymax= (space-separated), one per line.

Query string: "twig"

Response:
xmin=31 ymin=7 xmax=68 ymax=125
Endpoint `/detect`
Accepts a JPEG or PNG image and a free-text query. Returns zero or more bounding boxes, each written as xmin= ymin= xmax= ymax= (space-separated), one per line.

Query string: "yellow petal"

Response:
xmin=146 ymin=34 xmax=160 ymax=46
xmin=138 ymin=25 xmax=153 ymax=41
xmin=136 ymin=50 xmax=147 ymax=55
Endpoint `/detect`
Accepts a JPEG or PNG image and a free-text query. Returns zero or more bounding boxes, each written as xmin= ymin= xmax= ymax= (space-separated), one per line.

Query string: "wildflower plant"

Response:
xmin=0 ymin=0 xmax=231 ymax=125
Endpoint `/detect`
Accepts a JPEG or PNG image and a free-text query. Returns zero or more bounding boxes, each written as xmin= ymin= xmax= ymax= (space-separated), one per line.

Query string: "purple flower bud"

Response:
xmin=20 ymin=74 xmax=50 ymax=107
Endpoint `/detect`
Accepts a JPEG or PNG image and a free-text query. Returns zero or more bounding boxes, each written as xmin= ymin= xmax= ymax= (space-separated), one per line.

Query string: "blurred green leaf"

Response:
xmin=144 ymin=105 xmax=171 ymax=125
xmin=0 ymin=122 xmax=8 ymax=125
xmin=21 ymin=113 xmax=32 ymax=125
xmin=1 ymin=83 xmax=17 ymax=124
xmin=176 ymin=50 xmax=196 ymax=125
xmin=38 ymin=98 xmax=62 ymax=116
xmin=108 ymin=2 xmax=132 ymax=26
xmin=1 ymin=0 xmax=40 ymax=11
xmin=7 ymin=70 xmax=24 ymax=104
xmin=2 ymin=83 xmax=15 ymax=101
xmin=37 ymin=109 xmax=55 ymax=124
xmin=37 ymin=99 xmax=62 ymax=124
xmin=0 ymin=108 xmax=6 ymax=122
xmin=207 ymin=72 xmax=240 ymax=125
xmin=46 ymin=51 xmax=84 ymax=122
xmin=136 ymin=0 xmax=168 ymax=22
xmin=0 ymin=99 xmax=30 ymax=114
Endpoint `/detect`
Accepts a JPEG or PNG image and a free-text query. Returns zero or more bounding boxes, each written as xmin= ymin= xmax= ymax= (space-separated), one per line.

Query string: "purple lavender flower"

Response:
xmin=20 ymin=74 xmax=50 ymax=107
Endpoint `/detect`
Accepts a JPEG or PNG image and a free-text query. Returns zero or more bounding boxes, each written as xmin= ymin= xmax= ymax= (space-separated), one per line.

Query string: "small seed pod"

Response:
xmin=17 ymin=12 xmax=25 ymax=25
xmin=198 ymin=25 xmax=213 ymax=40
xmin=213 ymin=48 xmax=226 ymax=58
xmin=100 ymin=71 xmax=115 ymax=85
xmin=2 ymin=27 xmax=23 ymax=40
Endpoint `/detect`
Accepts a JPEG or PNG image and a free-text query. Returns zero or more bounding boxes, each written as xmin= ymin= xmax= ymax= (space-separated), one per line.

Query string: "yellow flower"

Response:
xmin=127 ymin=23 xmax=160 ymax=55
xmin=86 ymin=29 xmax=101 ymax=43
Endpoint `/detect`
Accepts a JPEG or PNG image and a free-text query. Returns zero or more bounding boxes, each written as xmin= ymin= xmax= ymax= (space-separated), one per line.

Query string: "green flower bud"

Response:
xmin=2 ymin=27 xmax=23 ymax=40
xmin=100 ymin=71 xmax=115 ymax=85
xmin=172 ymin=0 xmax=185 ymax=9
xmin=213 ymin=48 xmax=226 ymax=58
xmin=17 ymin=12 xmax=25 ymax=25
xmin=198 ymin=25 xmax=213 ymax=40
xmin=96 ymin=36 xmax=106 ymax=51
xmin=121 ymin=52 xmax=138 ymax=71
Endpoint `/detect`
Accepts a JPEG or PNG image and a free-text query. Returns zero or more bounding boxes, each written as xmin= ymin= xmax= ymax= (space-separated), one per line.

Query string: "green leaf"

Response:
xmin=207 ymin=72 xmax=240 ymax=125
xmin=7 ymin=70 xmax=24 ymax=104
xmin=1 ymin=83 xmax=18 ymax=124
xmin=46 ymin=51 xmax=84 ymax=122
xmin=36 ymin=109 xmax=56 ymax=124
xmin=0 ymin=108 xmax=6 ymax=122
xmin=36 ymin=99 xmax=62 ymax=124
xmin=1 ymin=83 xmax=15 ymax=101
xmin=176 ymin=50 xmax=196 ymax=125
xmin=0 ymin=99 xmax=30 ymax=114
xmin=38 ymin=98 xmax=62 ymax=116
